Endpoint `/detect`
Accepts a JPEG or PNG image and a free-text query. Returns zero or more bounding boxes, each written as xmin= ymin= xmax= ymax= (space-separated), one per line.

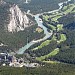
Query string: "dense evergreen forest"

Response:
xmin=25 ymin=1 xmax=75 ymax=65
xmin=0 ymin=0 xmax=75 ymax=75
xmin=0 ymin=3 xmax=44 ymax=52
xmin=4 ymin=0 xmax=67 ymax=14
xmin=0 ymin=0 xmax=68 ymax=52
xmin=0 ymin=63 xmax=75 ymax=75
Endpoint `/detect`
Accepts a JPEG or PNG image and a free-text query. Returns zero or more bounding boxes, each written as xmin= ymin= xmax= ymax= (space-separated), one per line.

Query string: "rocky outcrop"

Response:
xmin=8 ymin=5 xmax=30 ymax=32
xmin=0 ymin=0 xmax=6 ymax=5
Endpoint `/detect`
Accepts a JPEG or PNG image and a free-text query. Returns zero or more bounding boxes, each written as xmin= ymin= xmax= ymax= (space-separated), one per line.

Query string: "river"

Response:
xmin=17 ymin=14 xmax=52 ymax=54
xmin=17 ymin=0 xmax=71 ymax=54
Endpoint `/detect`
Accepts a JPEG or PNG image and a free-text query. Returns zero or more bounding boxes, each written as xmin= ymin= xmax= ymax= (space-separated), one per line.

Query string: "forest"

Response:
xmin=25 ymin=1 xmax=75 ymax=65
xmin=0 ymin=3 xmax=45 ymax=52
xmin=0 ymin=0 xmax=75 ymax=75
xmin=4 ymin=0 xmax=67 ymax=14
xmin=0 ymin=63 xmax=75 ymax=75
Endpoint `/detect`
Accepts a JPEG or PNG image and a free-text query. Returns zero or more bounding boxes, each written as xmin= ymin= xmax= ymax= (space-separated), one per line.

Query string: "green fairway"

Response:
xmin=63 ymin=4 xmax=75 ymax=14
xmin=32 ymin=40 xmax=51 ymax=51
xmin=62 ymin=6 xmax=68 ymax=11
xmin=52 ymin=35 xmax=57 ymax=41
xmin=57 ymin=24 xmax=63 ymax=31
xmin=43 ymin=15 xmax=49 ymax=21
xmin=36 ymin=48 xmax=59 ymax=61
xmin=71 ymin=10 xmax=75 ymax=13
xmin=43 ymin=60 xmax=60 ymax=64
xmin=48 ymin=24 xmax=56 ymax=30
xmin=57 ymin=34 xmax=66 ymax=43
xmin=51 ymin=15 xmax=62 ymax=22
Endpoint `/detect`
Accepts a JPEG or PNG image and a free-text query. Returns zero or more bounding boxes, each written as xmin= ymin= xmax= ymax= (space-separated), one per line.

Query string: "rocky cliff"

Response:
xmin=0 ymin=0 xmax=6 ymax=5
xmin=8 ymin=5 xmax=30 ymax=32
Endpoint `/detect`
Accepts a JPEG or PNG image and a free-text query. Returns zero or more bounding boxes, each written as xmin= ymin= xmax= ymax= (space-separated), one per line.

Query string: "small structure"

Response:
xmin=0 ymin=53 xmax=12 ymax=64
xmin=9 ymin=62 xmax=24 ymax=67
xmin=2 ymin=63 xmax=6 ymax=66
xmin=24 ymin=63 xmax=40 ymax=68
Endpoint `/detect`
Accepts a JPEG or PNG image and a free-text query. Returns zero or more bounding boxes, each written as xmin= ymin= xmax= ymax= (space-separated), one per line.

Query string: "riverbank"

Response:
xmin=17 ymin=14 xmax=53 ymax=54
xmin=17 ymin=0 xmax=71 ymax=54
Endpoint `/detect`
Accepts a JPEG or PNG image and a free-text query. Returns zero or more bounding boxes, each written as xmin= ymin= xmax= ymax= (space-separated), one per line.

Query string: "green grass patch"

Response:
xmin=36 ymin=48 xmax=59 ymax=61
xmin=57 ymin=34 xmax=66 ymax=44
xmin=32 ymin=34 xmax=57 ymax=51
xmin=57 ymin=24 xmax=63 ymax=31
xmin=43 ymin=15 xmax=49 ymax=21
xmin=48 ymin=24 xmax=56 ymax=30
xmin=63 ymin=4 xmax=75 ymax=14
xmin=51 ymin=15 xmax=62 ymax=22
xmin=43 ymin=60 xmax=60 ymax=64
xmin=71 ymin=10 xmax=75 ymax=13
xmin=52 ymin=35 xmax=57 ymax=41
xmin=48 ymin=13 xmax=62 ymax=18
xmin=62 ymin=6 xmax=68 ymax=11
xmin=32 ymin=40 xmax=51 ymax=51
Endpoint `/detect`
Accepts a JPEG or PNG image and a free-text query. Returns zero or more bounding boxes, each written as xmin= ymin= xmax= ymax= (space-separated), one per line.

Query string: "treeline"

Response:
xmin=26 ymin=40 xmax=57 ymax=57
xmin=5 ymin=0 xmax=67 ymax=14
xmin=0 ymin=24 xmax=44 ymax=52
xmin=0 ymin=3 xmax=45 ymax=52
xmin=0 ymin=3 xmax=10 ymax=31
xmin=0 ymin=63 xmax=75 ymax=75
xmin=21 ymin=0 xmax=67 ymax=14
xmin=58 ymin=13 xmax=75 ymax=27
xmin=49 ymin=29 xmax=75 ymax=64
xmin=26 ymin=5 xmax=75 ymax=65
xmin=45 ymin=12 xmax=75 ymax=64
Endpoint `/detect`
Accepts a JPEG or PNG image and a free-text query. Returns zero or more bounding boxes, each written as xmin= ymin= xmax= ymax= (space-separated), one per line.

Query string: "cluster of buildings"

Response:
xmin=0 ymin=53 xmax=40 ymax=67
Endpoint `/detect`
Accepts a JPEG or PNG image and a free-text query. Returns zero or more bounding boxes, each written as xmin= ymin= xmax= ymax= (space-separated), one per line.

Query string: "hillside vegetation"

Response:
xmin=26 ymin=1 xmax=75 ymax=65
xmin=4 ymin=0 xmax=67 ymax=14
xmin=0 ymin=63 xmax=75 ymax=75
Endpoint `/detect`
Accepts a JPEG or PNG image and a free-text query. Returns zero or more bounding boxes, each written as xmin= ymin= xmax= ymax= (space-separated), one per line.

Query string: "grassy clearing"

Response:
xmin=48 ymin=24 xmax=56 ymax=30
xmin=43 ymin=60 xmax=60 ymax=64
xmin=71 ymin=10 xmax=75 ymax=13
xmin=57 ymin=24 xmax=63 ymax=31
xmin=57 ymin=34 xmax=66 ymax=44
xmin=52 ymin=35 xmax=57 ymax=41
xmin=63 ymin=4 xmax=75 ymax=14
xmin=49 ymin=13 xmax=62 ymax=18
xmin=37 ymin=40 xmax=51 ymax=49
xmin=62 ymin=6 xmax=68 ymax=11
xmin=43 ymin=15 xmax=49 ymax=21
xmin=32 ymin=40 xmax=51 ymax=51
xmin=32 ymin=34 xmax=57 ymax=51
xmin=43 ymin=13 xmax=62 ymax=22
xmin=36 ymin=48 xmax=59 ymax=61
xmin=51 ymin=15 xmax=62 ymax=22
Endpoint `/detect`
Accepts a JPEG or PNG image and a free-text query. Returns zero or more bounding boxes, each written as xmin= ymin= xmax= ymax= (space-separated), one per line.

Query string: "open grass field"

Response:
xmin=57 ymin=24 xmax=63 ymax=31
xmin=43 ymin=60 xmax=60 ymax=64
xmin=48 ymin=24 xmax=56 ymax=30
xmin=51 ymin=15 xmax=62 ymax=22
xmin=63 ymin=4 xmax=75 ymax=14
xmin=36 ymin=48 xmax=59 ymax=61
xmin=32 ymin=40 xmax=51 ymax=51
xmin=57 ymin=34 xmax=66 ymax=43
xmin=43 ymin=15 xmax=49 ymax=21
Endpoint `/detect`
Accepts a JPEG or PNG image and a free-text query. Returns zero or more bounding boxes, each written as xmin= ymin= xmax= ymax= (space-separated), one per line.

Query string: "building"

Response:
xmin=0 ymin=53 xmax=12 ymax=63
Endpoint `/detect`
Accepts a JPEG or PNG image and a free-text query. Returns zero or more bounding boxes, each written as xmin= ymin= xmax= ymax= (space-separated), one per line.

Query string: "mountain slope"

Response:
xmin=26 ymin=1 xmax=75 ymax=65
xmin=8 ymin=5 xmax=29 ymax=32
xmin=0 ymin=2 xmax=44 ymax=52
xmin=4 ymin=0 xmax=67 ymax=14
